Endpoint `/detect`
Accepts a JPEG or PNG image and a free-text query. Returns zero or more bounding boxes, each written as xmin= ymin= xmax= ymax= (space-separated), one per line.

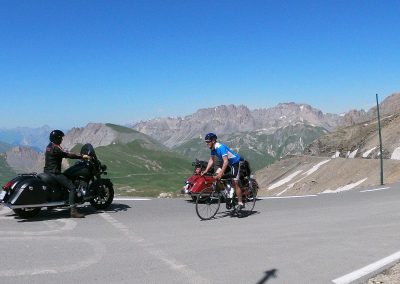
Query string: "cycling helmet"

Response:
xmin=49 ymin=130 xmax=65 ymax=143
xmin=204 ymin=133 xmax=217 ymax=142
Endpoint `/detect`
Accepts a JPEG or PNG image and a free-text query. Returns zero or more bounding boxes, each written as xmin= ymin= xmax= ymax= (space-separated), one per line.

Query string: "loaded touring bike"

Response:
xmin=195 ymin=173 xmax=258 ymax=220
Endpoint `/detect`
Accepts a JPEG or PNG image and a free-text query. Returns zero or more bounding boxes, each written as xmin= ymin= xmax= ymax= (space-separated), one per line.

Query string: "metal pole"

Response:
xmin=376 ymin=94 xmax=384 ymax=185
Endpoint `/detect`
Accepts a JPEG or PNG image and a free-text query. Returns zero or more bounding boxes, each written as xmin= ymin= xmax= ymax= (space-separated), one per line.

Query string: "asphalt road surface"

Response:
xmin=1 ymin=184 xmax=400 ymax=284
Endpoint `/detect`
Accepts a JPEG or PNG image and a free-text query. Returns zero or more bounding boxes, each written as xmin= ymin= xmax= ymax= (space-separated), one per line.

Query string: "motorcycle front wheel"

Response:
xmin=90 ymin=180 xmax=114 ymax=210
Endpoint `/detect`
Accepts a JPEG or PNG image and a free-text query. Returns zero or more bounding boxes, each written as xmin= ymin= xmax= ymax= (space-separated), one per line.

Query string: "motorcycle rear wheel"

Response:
xmin=13 ymin=207 xmax=41 ymax=219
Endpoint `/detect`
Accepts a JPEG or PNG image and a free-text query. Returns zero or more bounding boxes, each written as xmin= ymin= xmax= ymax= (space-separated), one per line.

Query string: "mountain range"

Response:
xmin=1 ymin=92 xmax=400 ymax=197
xmin=133 ymin=93 xmax=400 ymax=149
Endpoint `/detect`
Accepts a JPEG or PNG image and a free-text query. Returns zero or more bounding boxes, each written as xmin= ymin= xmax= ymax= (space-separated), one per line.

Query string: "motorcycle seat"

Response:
xmin=37 ymin=173 xmax=59 ymax=187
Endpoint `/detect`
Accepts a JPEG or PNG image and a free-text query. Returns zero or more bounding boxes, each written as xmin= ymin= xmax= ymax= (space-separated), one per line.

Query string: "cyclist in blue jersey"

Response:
xmin=201 ymin=133 xmax=244 ymax=210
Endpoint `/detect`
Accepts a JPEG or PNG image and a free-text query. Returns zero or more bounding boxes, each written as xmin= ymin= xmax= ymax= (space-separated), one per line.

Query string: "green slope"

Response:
xmin=105 ymin=123 xmax=168 ymax=151
xmin=0 ymin=154 xmax=16 ymax=185
xmin=0 ymin=141 xmax=12 ymax=153
xmin=71 ymin=140 xmax=192 ymax=197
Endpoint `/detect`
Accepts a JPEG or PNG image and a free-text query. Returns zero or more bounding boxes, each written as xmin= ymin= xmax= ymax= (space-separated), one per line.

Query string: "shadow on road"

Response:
xmin=14 ymin=203 xmax=131 ymax=222
xmin=256 ymin=269 xmax=278 ymax=284
xmin=103 ymin=203 xmax=131 ymax=213
xmin=211 ymin=209 xmax=260 ymax=220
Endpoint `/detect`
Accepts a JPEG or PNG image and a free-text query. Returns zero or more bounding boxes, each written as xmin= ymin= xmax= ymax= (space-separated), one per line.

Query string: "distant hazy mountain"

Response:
xmin=0 ymin=126 xmax=52 ymax=151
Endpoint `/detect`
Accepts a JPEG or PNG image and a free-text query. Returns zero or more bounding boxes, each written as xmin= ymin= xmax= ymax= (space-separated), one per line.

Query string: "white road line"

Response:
xmin=114 ymin=198 xmax=152 ymax=201
xmin=332 ymin=251 xmax=400 ymax=284
xmin=360 ymin=187 xmax=390 ymax=193
xmin=259 ymin=195 xmax=318 ymax=200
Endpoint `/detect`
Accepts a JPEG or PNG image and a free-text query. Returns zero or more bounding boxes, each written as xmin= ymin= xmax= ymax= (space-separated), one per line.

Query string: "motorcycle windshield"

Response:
xmin=80 ymin=143 xmax=97 ymax=158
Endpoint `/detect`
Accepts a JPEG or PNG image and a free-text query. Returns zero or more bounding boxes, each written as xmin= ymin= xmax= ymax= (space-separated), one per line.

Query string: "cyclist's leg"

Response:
xmin=231 ymin=162 xmax=242 ymax=205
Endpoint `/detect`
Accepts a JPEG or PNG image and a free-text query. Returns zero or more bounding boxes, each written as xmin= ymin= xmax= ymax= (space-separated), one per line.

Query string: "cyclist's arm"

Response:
xmin=201 ymin=157 xmax=214 ymax=175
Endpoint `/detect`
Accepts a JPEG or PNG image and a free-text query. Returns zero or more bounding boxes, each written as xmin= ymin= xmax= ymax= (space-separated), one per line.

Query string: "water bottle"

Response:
xmin=224 ymin=186 xmax=230 ymax=198
xmin=226 ymin=184 xmax=234 ymax=198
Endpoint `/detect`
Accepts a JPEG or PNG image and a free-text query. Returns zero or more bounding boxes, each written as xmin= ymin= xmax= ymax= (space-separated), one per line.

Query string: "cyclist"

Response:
xmin=201 ymin=133 xmax=244 ymax=210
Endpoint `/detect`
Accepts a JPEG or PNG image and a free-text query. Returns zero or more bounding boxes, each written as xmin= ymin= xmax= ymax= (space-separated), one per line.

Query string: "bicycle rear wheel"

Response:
xmin=196 ymin=187 xmax=221 ymax=220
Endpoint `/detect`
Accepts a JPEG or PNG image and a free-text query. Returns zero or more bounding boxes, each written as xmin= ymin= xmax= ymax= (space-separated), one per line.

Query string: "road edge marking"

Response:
xmin=332 ymin=250 xmax=400 ymax=284
xmin=259 ymin=195 xmax=318 ymax=200
xmin=114 ymin=198 xmax=152 ymax=201
xmin=360 ymin=187 xmax=390 ymax=193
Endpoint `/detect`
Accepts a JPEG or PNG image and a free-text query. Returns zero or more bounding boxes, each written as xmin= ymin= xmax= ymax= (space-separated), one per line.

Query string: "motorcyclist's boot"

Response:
xmin=70 ymin=207 xmax=84 ymax=218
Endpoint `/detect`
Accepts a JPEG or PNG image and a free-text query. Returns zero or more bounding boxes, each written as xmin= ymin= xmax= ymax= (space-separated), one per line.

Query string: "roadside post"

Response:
xmin=376 ymin=94 xmax=384 ymax=185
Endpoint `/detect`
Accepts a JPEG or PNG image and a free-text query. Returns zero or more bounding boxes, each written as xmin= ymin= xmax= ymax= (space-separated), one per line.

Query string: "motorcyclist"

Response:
xmin=201 ymin=133 xmax=244 ymax=211
xmin=44 ymin=130 xmax=90 ymax=218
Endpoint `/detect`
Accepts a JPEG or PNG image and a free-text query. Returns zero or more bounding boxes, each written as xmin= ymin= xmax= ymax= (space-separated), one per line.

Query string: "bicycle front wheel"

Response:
xmin=196 ymin=187 xmax=221 ymax=220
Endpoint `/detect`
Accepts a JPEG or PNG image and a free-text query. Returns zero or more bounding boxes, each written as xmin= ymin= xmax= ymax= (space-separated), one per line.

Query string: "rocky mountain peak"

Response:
xmin=62 ymin=123 xmax=118 ymax=150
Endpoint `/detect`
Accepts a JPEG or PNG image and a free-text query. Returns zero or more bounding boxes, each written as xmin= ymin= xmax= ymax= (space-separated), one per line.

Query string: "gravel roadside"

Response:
xmin=368 ymin=262 xmax=400 ymax=283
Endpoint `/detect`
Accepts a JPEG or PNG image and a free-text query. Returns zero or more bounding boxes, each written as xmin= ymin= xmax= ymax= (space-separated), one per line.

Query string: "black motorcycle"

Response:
xmin=0 ymin=143 xmax=114 ymax=218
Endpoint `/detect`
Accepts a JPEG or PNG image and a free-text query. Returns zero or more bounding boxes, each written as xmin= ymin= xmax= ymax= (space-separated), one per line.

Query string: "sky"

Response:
xmin=0 ymin=0 xmax=399 ymax=129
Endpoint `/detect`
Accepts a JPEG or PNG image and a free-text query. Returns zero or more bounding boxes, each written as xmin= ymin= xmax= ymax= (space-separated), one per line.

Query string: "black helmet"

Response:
xmin=204 ymin=132 xmax=217 ymax=142
xmin=49 ymin=129 xmax=65 ymax=143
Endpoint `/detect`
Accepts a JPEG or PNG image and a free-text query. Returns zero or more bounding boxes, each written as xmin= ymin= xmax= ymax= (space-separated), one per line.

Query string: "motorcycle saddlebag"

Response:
xmin=7 ymin=175 xmax=48 ymax=206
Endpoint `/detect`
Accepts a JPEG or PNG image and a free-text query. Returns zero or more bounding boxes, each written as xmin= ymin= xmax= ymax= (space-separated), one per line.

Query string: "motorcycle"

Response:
xmin=0 ymin=143 xmax=114 ymax=219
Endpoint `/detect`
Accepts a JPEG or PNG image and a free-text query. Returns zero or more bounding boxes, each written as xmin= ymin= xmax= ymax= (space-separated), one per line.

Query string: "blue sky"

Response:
xmin=0 ymin=0 xmax=399 ymax=129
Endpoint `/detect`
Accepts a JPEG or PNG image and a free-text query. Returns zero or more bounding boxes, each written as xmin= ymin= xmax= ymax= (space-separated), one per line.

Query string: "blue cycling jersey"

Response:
xmin=211 ymin=142 xmax=241 ymax=165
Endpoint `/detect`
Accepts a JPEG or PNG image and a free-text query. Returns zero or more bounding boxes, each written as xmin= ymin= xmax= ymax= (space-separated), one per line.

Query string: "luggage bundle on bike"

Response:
xmin=181 ymin=159 xmax=215 ymax=201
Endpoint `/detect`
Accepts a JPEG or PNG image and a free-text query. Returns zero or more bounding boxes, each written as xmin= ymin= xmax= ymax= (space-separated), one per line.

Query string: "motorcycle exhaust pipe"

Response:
xmin=6 ymin=201 xmax=66 ymax=209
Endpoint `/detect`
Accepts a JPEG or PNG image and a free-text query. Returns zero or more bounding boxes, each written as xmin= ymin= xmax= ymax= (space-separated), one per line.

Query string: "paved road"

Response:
xmin=1 ymin=184 xmax=400 ymax=284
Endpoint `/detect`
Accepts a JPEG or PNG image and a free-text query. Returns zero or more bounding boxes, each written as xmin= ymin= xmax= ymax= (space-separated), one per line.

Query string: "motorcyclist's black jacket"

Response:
xmin=44 ymin=142 xmax=82 ymax=174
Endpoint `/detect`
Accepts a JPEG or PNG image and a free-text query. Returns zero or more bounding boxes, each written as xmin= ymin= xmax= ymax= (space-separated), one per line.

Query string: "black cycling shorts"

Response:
xmin=231 ymin=162 xmax=240 ymax=181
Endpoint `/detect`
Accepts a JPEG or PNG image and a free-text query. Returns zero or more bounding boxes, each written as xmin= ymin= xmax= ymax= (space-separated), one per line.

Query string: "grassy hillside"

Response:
xmin=0 ymin=154 xmax=16 ymax=185
xmin=71 ymin=140 xmax=192 ymax=197
xmin=0 ymin=141 xmax=12 ymax=153
xmin=105 ymin=123 xmax=168 ymax=151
